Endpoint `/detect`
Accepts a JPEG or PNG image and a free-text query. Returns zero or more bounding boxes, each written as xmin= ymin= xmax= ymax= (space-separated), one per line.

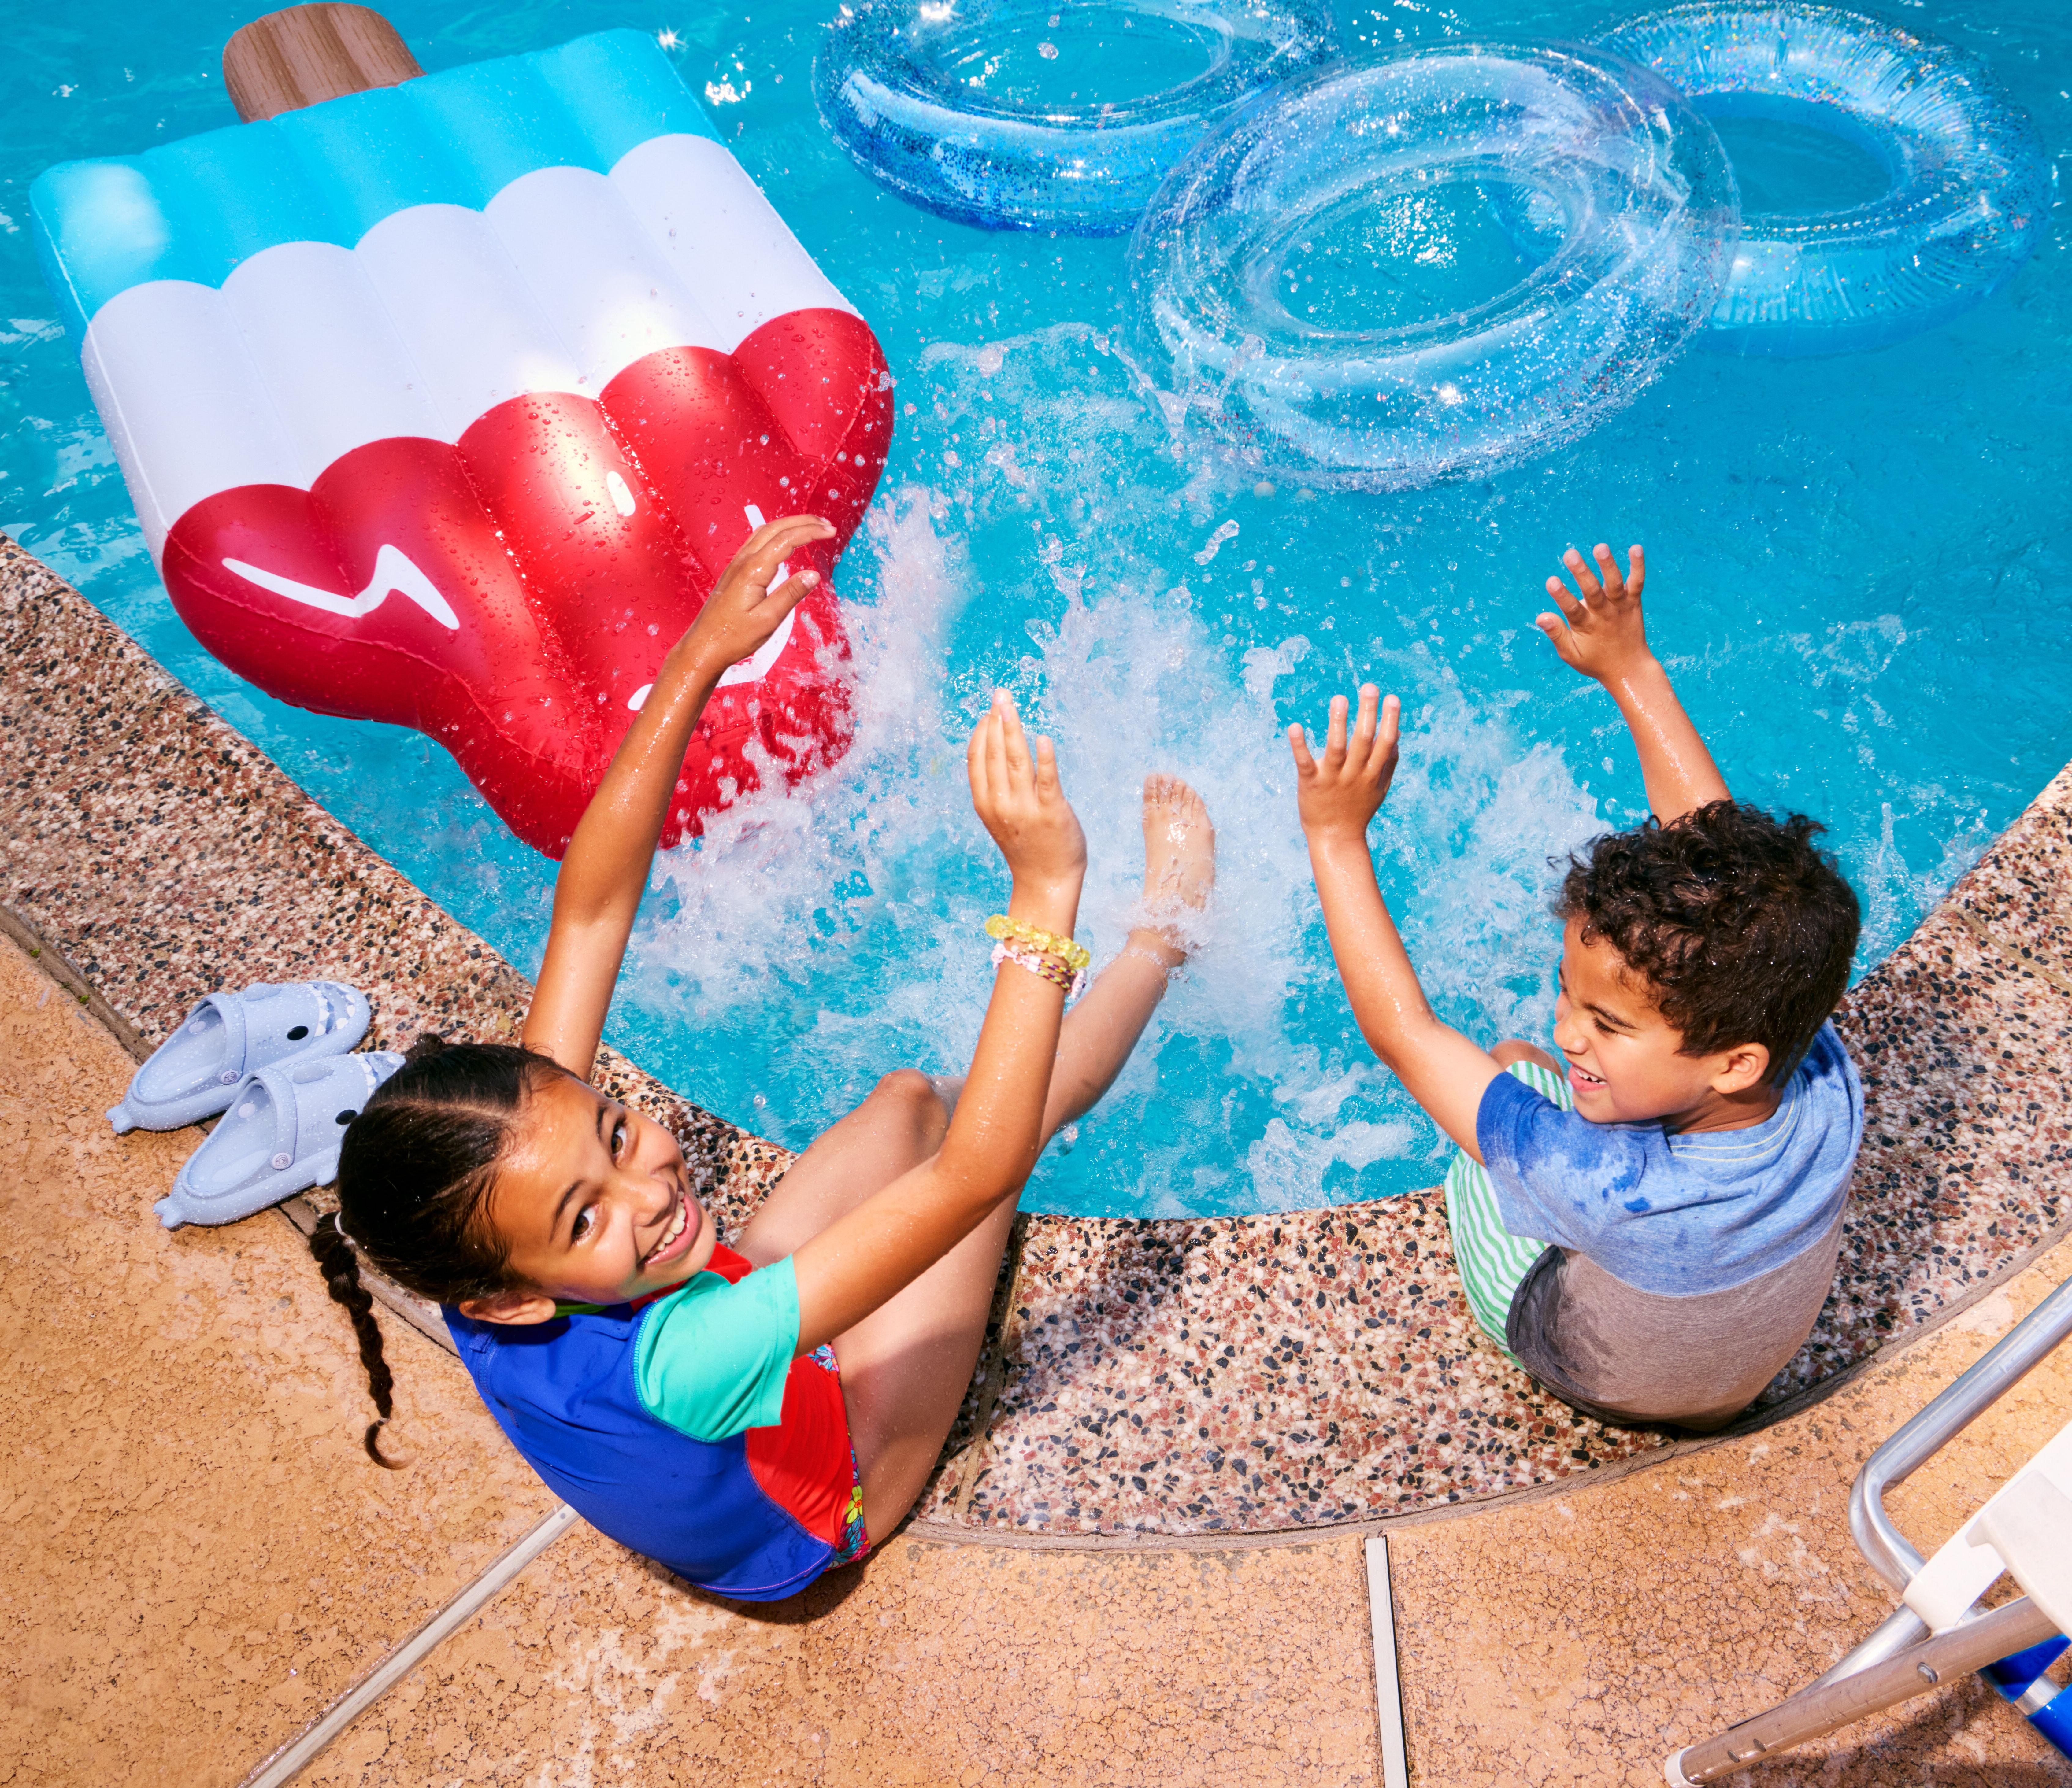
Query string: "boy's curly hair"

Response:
xmin=1557 ymin=800 xmax=1860 ymax=1083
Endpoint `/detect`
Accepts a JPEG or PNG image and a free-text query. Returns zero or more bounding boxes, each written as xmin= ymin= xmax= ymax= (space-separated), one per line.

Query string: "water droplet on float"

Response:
xmin=1038 ymin=40 xmax=1058 ymax=57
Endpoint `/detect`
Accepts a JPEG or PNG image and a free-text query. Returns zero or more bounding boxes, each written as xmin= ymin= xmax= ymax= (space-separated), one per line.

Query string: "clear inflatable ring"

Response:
xmin=1598 ymin=4 xmax=2053 ymax=356
xmin=814 ymin=0 xmax=1336 ymax=235
xmin=1123 ymin=45 xmax=1738 ymax=490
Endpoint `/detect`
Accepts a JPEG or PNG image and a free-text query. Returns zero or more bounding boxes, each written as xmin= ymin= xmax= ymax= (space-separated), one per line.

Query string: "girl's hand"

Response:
xmin=967 ymin=690 xmax=1086 ymax=903
xmin=1290 ymin=685 xmax=1401 ymax=844
xmin=680 ymin=513 xmax=837 ymax=680
xmin=1537 ymin=542 xmax=1650 ymax=685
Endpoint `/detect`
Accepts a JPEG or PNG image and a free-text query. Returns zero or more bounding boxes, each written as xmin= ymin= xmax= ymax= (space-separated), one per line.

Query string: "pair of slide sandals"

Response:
xmin=107 ymin=981 xmax=403 ymax=1228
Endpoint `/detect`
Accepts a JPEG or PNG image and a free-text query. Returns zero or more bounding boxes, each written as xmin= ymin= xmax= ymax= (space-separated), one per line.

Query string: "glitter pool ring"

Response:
xmin=1122 ymin=45 xmax=1738 ymax=491
xmin=1597 ymin=4 xmax=2053 ymax=356
xmin=814 ymin=0 xmax=1337 ymax=234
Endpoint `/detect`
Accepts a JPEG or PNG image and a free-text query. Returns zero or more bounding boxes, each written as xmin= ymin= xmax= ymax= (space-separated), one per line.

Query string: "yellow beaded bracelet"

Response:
xmin=984 ymin=913 xmax=1091 ymax=973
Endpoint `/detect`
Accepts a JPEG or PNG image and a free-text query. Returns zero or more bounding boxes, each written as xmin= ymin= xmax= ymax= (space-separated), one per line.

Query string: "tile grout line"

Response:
xmin=236 ymin=1502 xmax=582 ymax=1788
xmin=1365 ymin=1536 xmax=1411 ymax=1788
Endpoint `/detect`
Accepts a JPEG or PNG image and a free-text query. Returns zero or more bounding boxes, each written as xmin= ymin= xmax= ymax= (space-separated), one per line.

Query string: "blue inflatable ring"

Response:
xmin=814 ymin=0 xmax=1336 ymax=234
xmin=1598 ymin=4 xmax=2053 ymax=356
xmin=1123 ymin=45 xmax=1738 ymax=490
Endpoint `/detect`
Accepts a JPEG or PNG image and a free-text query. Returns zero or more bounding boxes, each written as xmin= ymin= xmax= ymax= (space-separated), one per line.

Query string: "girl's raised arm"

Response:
xmin=523 ymin=514 xmax=836 ymax=1078
xmin=789 ymin=691 xmax=1086 ymax=1350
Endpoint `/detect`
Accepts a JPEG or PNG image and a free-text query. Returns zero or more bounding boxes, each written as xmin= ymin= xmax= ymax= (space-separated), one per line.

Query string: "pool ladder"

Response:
xmin=1664 ymin=1269 xmax=2072 ymax=1783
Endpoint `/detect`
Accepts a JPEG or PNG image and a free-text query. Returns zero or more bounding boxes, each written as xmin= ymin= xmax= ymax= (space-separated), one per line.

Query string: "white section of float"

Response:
xmin=76 ymin=136 xmax=861 ymax=561
xmin=610 ymin=135 xmax=852 ymax=338
xmin=225 ymin=241 xmax=444 ymax=480
xmin=494 ymin=166 xmax=730 ymax=390
xmin=355 ymin=202 xmax=584 ymax=437
xmin=81 ymin=279 xmax=298 ymax=551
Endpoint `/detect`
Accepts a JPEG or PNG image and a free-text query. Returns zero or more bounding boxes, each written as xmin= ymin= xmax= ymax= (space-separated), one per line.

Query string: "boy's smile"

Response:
xmin=1552 ymin=920 xmax=1779 ymax=1133
xmin=462 ymin=1069 xmax=718 ymax=1324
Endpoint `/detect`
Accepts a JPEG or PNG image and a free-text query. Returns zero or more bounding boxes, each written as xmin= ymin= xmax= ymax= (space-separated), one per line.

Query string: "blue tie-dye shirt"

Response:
xmin=1476 ymin=1022 xmax=1863 ymax=1295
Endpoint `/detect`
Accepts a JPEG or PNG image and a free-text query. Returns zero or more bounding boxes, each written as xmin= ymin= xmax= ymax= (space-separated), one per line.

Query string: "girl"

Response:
xmin=313 ymin=514 xmax=1215 ymax=1600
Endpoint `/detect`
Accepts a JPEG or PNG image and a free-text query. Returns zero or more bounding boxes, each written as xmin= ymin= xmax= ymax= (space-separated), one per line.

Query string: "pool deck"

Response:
xmin=8 ymin=926 xmax=2068 ymax=1785
xmin=5 ymin=529 xmax=2072 ymax=1782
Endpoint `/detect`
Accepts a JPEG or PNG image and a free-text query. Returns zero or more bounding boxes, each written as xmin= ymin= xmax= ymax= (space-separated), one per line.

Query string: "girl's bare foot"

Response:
xmin=1134 ymin=774 xmax=1216 ymax=967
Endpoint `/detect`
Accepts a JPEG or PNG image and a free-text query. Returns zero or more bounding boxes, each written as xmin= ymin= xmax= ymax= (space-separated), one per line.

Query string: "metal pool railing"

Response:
xmin=1665 ymin=1269 xmax=2072 ymax=1784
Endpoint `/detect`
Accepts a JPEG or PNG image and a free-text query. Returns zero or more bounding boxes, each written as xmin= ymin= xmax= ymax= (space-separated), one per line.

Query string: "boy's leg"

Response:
xmin=836 ymin=776 xmax=1215 ymax=1539
xmin=1444 ymin=1054 xmax=1573 ymax=1352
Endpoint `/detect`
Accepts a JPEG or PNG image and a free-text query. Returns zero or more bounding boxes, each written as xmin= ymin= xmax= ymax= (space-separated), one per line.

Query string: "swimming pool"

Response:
xmin=3 ymin=0 xmax=2066 ymax=1217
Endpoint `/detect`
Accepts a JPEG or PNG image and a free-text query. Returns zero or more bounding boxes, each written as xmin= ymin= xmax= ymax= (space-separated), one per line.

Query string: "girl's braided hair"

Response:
xmin=310 ymin=1033 xmax=565 ymax=1465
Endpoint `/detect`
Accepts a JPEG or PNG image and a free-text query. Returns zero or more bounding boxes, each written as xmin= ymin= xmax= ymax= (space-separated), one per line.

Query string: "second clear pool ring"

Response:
xmin=1122 ymin=44 xmax=1740 ymax=491
xmin=815 ymin=0 xmax=1337 ymax=235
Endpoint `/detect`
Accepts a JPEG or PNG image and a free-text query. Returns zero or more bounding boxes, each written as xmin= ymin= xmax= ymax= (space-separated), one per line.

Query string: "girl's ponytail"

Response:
xmin=314 ymin=1033 xmax=561 ymax=1462
xmin=310 ymin=1210 xmax=403 ymax=1468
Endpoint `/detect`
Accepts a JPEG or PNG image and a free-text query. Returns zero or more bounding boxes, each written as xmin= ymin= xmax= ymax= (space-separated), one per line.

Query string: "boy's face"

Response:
xmin=1551 ymin=920 xmax=1770 ymax=1125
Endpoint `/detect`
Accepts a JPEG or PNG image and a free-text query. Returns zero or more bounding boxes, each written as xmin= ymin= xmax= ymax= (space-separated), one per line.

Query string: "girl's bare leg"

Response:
xmin=835 ymin=776 xmax=1217 ymax=1539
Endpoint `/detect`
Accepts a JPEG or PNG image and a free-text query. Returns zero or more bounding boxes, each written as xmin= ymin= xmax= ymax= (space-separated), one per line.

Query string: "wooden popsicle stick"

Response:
xmin=223 ymin=3 xmax=422 ymax=123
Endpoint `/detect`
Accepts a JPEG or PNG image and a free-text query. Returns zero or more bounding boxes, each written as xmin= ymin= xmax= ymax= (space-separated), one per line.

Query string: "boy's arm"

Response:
xmin=523 ymin=514 xmax=836 ymax=1078
xmin=1292 ymin=687 xmax=1503 ymax=1161
xmin=1538 ymin=543 xmax=1729 ymax=823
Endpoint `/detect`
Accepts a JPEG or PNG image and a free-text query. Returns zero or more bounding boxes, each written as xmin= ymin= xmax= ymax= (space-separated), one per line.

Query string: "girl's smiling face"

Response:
xmin=458 ymin=1069 xmax=717 ymax=1324
xmin=1550 ymin=919 xmax=1774 ymax=1129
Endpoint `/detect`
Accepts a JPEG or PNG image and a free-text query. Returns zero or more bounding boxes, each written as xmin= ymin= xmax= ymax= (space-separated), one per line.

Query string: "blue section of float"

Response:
xmin=31 ymin=29 xmax=720 ymax=340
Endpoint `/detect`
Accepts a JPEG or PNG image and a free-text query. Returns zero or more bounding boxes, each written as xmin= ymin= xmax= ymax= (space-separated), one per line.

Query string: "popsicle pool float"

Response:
xmin=31 ymin=12 xmax=891 ymax=858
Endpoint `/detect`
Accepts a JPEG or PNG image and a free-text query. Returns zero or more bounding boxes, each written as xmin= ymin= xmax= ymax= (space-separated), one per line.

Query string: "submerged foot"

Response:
xmin=1135 ymin=774 xmax=1215 ymax=965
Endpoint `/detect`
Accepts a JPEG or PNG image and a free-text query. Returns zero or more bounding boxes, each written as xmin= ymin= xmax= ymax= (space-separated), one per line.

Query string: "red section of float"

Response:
xmin=159 ymin=307 xmax=890 ymax=857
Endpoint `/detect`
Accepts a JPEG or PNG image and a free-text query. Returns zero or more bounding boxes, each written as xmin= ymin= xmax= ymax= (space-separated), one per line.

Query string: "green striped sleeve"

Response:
xmin=1444 ymin=1061 xmax=1573 ymax=1349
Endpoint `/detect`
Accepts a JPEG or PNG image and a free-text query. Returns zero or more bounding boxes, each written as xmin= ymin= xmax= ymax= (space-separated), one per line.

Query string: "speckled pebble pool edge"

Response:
xmin=5 ymin=530 xmax=2067 ymax=1541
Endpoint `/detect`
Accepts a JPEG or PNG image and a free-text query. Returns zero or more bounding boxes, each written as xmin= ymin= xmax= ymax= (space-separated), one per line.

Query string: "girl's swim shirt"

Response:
xmin=446 ymin=1244 xmax=857 ymax=1600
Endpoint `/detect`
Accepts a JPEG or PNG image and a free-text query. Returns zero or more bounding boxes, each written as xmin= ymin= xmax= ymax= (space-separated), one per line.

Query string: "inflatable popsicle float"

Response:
xmin=32 ymin=7 xmax=891 ymax=858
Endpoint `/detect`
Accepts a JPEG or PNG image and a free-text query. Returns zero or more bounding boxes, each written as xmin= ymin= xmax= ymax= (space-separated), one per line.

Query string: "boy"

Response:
xmin=1291 ymin=540 xmax=1862 ymax=1431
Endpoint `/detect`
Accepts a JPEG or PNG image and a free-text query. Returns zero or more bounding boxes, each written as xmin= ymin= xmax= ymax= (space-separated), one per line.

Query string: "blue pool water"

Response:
xmin=2 ymin=1 xmax=2067 ymax=1217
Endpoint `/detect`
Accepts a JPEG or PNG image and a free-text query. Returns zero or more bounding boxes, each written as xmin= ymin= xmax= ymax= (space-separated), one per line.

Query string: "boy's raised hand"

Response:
xmin=1289 ymin=685 xmax=1402 ymax=841
xmin=968 ymin=689 xmax=1087 ymax=898
xmin=681 ymin=513 xmax=837 ymax=678
xmin=1537 ymin=542 xmax=1651 ymax=683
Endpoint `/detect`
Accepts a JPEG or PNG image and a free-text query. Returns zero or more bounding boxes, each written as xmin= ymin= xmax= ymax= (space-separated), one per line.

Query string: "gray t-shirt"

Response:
xmin=1477 ymin=1022 xmax=1863 ymax=1429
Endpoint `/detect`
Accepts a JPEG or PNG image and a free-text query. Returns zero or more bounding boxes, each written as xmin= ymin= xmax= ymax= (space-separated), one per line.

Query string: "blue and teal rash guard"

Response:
xmin=446 ymin=1244 xmax=858 ymax=1601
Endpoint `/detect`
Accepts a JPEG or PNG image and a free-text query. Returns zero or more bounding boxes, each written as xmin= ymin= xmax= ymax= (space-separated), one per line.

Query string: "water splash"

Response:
xmin=617 ymin=482 xmax=1606 ymax=1214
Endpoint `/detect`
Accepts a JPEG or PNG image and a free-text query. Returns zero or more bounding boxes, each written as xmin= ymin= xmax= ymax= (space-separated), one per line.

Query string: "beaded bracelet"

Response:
xmin=991 ymin=940 xmax=1088 ymax=1000
xmin=984 ymin=913 xmax=1092 ymax=973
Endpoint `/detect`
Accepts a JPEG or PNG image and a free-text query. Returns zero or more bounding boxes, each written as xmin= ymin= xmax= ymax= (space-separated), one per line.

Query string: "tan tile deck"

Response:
xmin=0 ymin=933 xmax=562 ymax=1788
xmin=286 ymin=1241 xmax=2072 ymax=1788
xmin=1387 ymin=1247 xmax=2072 ymax=1786
xmin=302 ymin=1529 xmax=1383 ymax=1787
